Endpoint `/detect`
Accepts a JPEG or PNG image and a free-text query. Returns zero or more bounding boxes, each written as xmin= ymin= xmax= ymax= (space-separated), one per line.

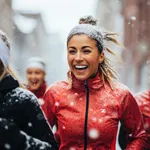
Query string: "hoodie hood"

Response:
xmin=0 ymin=75 xmax=19 ymax=92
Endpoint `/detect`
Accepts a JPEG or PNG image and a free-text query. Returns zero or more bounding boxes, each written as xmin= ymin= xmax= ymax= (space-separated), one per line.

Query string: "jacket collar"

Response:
xmin=72 ymin=72 xmax=104 ymax=92
xmin=0 ymin=74 xmax=19 ymax=92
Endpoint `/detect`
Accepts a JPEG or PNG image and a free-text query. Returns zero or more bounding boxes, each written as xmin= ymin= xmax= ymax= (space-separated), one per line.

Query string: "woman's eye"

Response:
xmin=69 ymin=50 xmax=76 ymax=54
xmin=35 ymin=72 xmax=41 ymax=75
xmin=27 ymin=72 xmax=32 ymax=75
xmin=83 ymin=49 xmax=91 ymax=53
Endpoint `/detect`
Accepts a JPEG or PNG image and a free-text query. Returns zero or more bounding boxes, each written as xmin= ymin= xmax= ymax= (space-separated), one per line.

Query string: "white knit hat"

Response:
xmin=0 ymin=38 xmax=10 ymax=68
xmin=26 ymin=57 xmax=46 ymax=72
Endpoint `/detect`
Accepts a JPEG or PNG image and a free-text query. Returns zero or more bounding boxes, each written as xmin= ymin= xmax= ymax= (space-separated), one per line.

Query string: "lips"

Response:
xmin=30 ymin=80 xmax=39 ymax=86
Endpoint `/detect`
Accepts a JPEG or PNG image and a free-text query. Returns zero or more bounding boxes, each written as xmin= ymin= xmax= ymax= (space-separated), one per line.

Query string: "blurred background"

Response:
xmin=1 ymin=0 xmax=150 ymax=149
xmin=0 ymin=0 xmax=150 ymax=93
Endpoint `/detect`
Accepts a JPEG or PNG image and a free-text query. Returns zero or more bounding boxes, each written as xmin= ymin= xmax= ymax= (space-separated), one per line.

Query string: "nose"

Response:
xmin=29 ymin=73 xmax=36 ymax=80
xmin=75 ymin=52 xmax=83 ymax=61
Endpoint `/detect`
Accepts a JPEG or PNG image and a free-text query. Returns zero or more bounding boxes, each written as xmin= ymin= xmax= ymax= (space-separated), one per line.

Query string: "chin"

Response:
xmin=30 ymin=86 xmax=40 ymax=91
xmin=75 ymin=75 xmax=89 ymax=81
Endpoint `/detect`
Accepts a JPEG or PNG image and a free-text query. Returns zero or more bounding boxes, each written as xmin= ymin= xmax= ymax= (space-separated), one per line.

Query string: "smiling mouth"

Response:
xmin=74 ymin=65 xmax=88 ymax=70
xmin=30 ymin=81 xmax=39 ymax=86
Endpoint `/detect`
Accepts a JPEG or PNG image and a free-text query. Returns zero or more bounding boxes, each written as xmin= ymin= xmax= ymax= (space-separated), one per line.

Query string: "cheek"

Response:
xmin=26 ymin=74 xmax=31 ymax=80
xmin=88 ymin=58 xmax=100 ymax=71
xmin=38 ymin=75 xmax=45 ymax=82
xmin=67 ymin=55 xmax=74 ymax=66
xmin=88 ymin=57 xmax=99 ymax=65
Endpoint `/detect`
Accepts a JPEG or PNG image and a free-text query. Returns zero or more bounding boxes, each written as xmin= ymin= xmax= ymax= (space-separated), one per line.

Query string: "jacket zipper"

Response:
xmin=84 ymin=80 xmax=89 ymax=150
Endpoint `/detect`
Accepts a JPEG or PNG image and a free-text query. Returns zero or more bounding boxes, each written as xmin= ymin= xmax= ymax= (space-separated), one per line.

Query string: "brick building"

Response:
xmin=121 ymin=0 xmax=150 ymax=91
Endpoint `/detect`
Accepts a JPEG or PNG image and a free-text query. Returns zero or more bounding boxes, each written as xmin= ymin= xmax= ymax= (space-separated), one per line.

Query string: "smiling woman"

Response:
xmin=26 ymin=57 xmax=47 ymax=107
xmin=26 ymin=57 xmax=47 ymax=106
xmin=43 ymin=15 xmax=146 ymax=150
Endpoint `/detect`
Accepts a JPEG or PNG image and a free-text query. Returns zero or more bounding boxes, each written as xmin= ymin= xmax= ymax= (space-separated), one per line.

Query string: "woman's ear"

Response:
xmin=99 ymin=51 xmax=104 ymax=63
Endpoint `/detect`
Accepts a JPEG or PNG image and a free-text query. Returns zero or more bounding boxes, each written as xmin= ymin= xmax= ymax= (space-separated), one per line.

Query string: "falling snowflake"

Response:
xmin=147 ymin=60 xmax=150 ymax=64
xmin=4 ymin=125 xmax=8 ymax=130
xmin=98 ymin=118 xmax=103 ymax=123
xmin=101 ymin=109 xmax=106 ymax=113
xmin=144 ymin=123 xmax=149 ymax=129
xmin=74 ymin=93 xmax=78 ymax=96
xmin=70 ymin=101 xmax=74 ymax=106
xmin=38 ymin=98 xmax=44 ymax=105
xmin=4 ymin=143 xmax=11 ymax=149
xmin=92 ymin=117 xmax=97 ymax=122
xmin=128 ymin=134 xmax=132 ymax=137
xmin=28 ymin=122 xmax=32 ymax=127
xmin=55 ymin=102 xmax=59 ymax=106
xmin=79 ymin=98 xmax=83 ymax=101
xmin=88 ymin=128 xmax=99 ymax=139
xmin=143 ymin=101 xmax=148 ymax=105
xmin=131 ymin=16 xmax=136 ymax=20
xmin=37 ymin=113 xmax=44 ymax=120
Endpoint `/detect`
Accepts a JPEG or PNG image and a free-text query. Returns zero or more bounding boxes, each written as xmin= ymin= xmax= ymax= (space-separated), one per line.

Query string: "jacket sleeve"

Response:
xmin=134 ymin=90 xmax=150 ymax=149
xmin=0 ymin=118 xmax=56 ymax=150
xmin=43 ymin=88 xmax=57 ymax=128
xmin=22 ymin=92 xmax=58 ymax=149
xmin=120 ymin=91 xmax=146 ymax=150
xmin=134 ymin=90 xmax=150 ymax=118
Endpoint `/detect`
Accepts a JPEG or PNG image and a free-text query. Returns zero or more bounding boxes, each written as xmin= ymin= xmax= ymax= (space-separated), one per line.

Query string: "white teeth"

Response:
xmin=75 ymin=65 xmax=87 ymax=69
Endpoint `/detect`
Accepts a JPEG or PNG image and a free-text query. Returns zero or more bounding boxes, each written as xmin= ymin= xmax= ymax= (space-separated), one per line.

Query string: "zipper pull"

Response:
xmin=84 ymin=80 xmax=89 ymax=92
xmin=84 ymin=80 xmax=87 ymax=87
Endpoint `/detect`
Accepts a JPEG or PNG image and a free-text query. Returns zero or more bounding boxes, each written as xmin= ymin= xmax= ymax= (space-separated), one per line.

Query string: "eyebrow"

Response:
xmin=68 ymin=46 xmax=76 ymax=49
xmin=68 ymin=46 xmax=92 ymax=49
xmin=82 ymin=46 xmax=92 ymax=49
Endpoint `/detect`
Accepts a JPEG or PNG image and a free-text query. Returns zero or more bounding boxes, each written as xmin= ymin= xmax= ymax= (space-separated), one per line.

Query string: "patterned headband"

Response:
xmin=67 ymin=24 xmax=104 ymax=50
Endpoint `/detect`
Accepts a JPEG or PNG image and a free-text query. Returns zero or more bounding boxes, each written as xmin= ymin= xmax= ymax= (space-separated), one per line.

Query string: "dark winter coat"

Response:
xmin=0 ymin=74 xmax=58 ymax=150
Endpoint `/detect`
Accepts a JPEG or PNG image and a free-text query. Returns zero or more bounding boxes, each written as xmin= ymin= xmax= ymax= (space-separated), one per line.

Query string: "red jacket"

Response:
xmin=134 ymin=90 xmax=150 ymax=149
xmin=43 ymin=73 xmax=146 ymax=150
